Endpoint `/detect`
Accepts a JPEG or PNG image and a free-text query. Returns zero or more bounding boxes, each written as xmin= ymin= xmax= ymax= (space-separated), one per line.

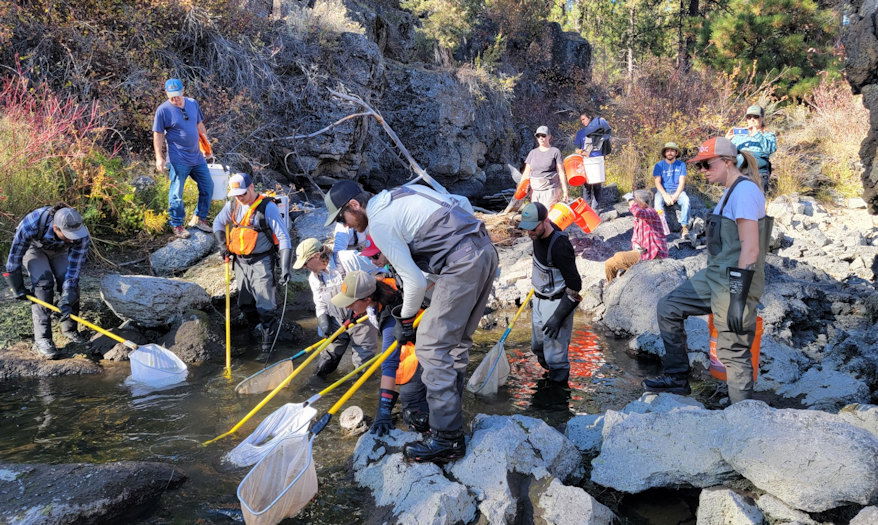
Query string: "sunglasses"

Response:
xmin=369 ymin=252 xmax=382 ymax=261
xmin=179 ymin=107 xmax=189 ymax=121
xmin=746 ymin=115 xmax=761 ymax=119
xmin=695 ymin=158 xmax=723 ymax=171
xmin=535 ymin=133 xmax=547 ymax=138
xmin=334 ymin=203 xmax=349 ymax=223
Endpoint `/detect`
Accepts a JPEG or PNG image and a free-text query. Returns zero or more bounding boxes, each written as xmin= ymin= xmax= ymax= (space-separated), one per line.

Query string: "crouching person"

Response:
xmin=293 ymin=238 xmax=378 ymax=378
xmin=213 ymin=174 xmax=292 ymax=360
xmin=604 ymin=190 xmax=668 ymax=283
xmin=331 ymin=270 xmax=430 ymax=435
xmin=4 ymin=205 xmax=91 ymax=359
xmin=516 ymin=202 xmax=582 ymax=384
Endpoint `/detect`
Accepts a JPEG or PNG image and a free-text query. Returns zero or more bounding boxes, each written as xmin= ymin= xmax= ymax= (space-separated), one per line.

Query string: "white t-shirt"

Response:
xmin=713 ymin=178 xmax=765 ymax=221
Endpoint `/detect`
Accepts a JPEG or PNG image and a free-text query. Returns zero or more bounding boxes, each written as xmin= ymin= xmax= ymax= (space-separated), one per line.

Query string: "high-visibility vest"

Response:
xmin=226 ymin=195 xmax=279 ymax=255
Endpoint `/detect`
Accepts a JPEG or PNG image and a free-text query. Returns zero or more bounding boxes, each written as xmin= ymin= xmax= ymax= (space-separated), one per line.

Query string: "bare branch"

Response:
xmin=269 ymin=112 xmax=373 ymax=141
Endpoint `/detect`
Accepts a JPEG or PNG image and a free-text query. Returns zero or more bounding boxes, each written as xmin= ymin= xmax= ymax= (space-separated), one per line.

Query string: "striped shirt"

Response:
xmin=630 ymin=202 xmax=668 ymax=261
xmin=5 ymin=207 xmax=90 ymax=286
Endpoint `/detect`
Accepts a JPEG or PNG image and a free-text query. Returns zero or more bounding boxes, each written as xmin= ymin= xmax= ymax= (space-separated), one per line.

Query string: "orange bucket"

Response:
xmin=707 ymin=315 xmax=763 ymax=382
xmin=563 ymin=155 xmax=587 ymax=186
xmin=513 ymin=178 xmax=530 ymax=200
xmin=548 ymin=202 xmax=575 ymax=230
xmin=568 ymin=198 xmax=601 ymax=233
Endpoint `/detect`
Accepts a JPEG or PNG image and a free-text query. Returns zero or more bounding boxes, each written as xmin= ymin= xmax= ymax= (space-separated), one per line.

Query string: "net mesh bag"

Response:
xmin=225 ymin=403 xmax=317 ymax=467
xmin=235 ymin=359 xmax=296 ymax=395
xmin=127 ymin=344 xmax=188 ymax=388
xmin=466 ymin=340 xmax=510 ymax=396
xmin=237 ymin=433 xmax=317 ymax=525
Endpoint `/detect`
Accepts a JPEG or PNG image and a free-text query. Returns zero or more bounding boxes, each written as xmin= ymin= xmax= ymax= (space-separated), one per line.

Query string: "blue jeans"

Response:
xmin=168 ymin=161 xmax=213 ymax=227
xmin=654 ymin=190 xmax=690 ymax=227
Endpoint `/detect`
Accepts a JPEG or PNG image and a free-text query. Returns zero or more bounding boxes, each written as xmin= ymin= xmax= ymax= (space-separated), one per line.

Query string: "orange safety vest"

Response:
xmin=226 ymin=195 xmax=279 ymax=255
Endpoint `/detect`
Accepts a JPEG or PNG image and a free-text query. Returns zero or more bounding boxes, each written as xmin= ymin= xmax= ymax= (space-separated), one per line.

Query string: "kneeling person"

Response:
xmin=331 ymin=270 xmax=429 ymax=435
xmin=517 ymin=203 xmax=582 ymax=383
xmin=604 ymin=190 xmax=668 ymax=283
xmin=213 ymin=174 xmax=292 ymax=360
xmin=294 ymin=238 xmax=378 ymax=378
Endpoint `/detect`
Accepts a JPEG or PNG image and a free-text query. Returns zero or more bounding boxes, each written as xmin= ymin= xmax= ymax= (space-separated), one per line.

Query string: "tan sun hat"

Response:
xmin=293 ymin=238 xmax=323 ymax=269
xmin=661 ymin=142 xmax=681 ymax=157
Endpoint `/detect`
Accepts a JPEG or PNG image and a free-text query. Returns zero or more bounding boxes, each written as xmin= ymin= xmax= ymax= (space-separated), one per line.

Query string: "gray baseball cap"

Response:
xmin=534 ymin=125 xmax=550 ymax=136
xmin=517 ymin=202 xmax=548 ymax=230
xmin=53 ymin=208 xmax=89 ymax=240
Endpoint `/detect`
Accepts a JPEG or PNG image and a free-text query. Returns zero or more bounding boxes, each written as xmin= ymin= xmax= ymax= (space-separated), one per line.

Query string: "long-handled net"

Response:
xmin=467 ymin=289 xmax=533 ymax=396
xmin=236 ymin=311 xmax=427 ymax=522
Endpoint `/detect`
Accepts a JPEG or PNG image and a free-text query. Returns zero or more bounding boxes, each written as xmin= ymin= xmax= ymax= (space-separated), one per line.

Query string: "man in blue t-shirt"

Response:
xmin=152 ymin=78 xmax=214 ymax=239
xmin=652 ymin=142 xmax=690 ymax=235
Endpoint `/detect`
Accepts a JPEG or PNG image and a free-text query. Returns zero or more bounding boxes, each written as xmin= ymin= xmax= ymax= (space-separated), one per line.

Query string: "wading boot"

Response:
xmin=256 ymin=323 xmax=273 ymax=362
xmin=642 ymin=373 xmax=691 ymax=395
xmin=403 ymin=429 xmax=465 ymax=463
xmin=402 ymin=408 xmax=430 ymax=434
xmin=62 ymin=329 xmax=88 ymax=344
xmin=33 ymin=338 xmax=59 ymax=360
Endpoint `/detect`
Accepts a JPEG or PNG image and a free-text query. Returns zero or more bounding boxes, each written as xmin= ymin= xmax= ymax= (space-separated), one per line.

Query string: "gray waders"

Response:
xmin=657 ymin=177 xmax=773 ymax=402
xmin=234 ymin=251 xmax=278 ymax=349
xmin=530 ymin=230 xmax=574 ymax=383
xmin=23 ymin=246 xmax=79 ymax=343
xmin=389 ymin=187 xmax=499 ymax=433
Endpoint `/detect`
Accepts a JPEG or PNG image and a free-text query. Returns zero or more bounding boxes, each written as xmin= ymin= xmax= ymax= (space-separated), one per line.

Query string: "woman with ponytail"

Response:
xmin=643 ymin=137 xmax=773 ymax=404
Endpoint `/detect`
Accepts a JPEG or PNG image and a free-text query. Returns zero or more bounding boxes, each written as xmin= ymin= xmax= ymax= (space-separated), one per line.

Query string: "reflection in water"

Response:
xmin=0 ymin=315 xmax=649 ymax=523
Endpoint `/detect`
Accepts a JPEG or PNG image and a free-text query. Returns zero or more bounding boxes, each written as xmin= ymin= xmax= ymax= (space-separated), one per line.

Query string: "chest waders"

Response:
xmin=531 ymin=229 xmax=567 ymax=299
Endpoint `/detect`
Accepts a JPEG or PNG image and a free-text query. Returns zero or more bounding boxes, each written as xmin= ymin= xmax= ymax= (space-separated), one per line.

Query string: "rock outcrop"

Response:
xmin=352 ymin=414 xmax=594 ymax=524
xmin=149 ymin=230 xmax=216 ymax=276
xmin=843 ymin=0 xmax=878 ymax=213
xmin=696 ymin=487 xmax=764 ymax=525
xmin=0 ymin=461 xmax=185 ymax=524
xmin=100 ymin=275 xmax=211 ymax=328
xmin=590 ymin=400 xmax=878 ymax=513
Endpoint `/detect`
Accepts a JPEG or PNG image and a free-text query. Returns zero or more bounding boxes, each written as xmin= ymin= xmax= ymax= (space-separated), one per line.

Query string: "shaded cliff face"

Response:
xmin=843 ymin=0 xmax=878 ymax=213
xmin=286 ymin=1 xmax=592 ymax=197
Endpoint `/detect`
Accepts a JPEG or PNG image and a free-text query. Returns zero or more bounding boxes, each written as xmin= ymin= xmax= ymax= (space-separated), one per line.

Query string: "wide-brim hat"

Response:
xmin=661 ymin=142 xmax=680 ymax=157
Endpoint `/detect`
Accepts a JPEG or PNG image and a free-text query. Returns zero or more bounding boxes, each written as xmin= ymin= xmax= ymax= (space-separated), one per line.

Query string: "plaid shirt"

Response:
xmin=630 ymin=202 xmax=668 ymax=261
xmin=5 ymin=207 xmax=90 ymax=287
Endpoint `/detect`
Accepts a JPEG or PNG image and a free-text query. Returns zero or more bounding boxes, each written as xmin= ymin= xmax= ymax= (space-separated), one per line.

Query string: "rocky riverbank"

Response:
xmin=355 ymin=394 xmax=878 ymax=524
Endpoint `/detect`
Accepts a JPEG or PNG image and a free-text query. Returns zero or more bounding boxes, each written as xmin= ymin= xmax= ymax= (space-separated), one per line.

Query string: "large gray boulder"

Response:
xmin=838 ymin=403 xmax=878 ymax=437
xmin=755 ymin=494 xmax=819 ymax=525
xmin=600 ymin=258 xmax=689 ymax=335
xmin=180 ymin=253 xmax=236 ymax=302
xmin=851 ymin=506 xmax=878 ymax=525
xmin=160 ymin=309 xmax=224 ymax=364
xmin=445 ymin=414 xmax=584 ymax=523
xmin=773 ymin=367 xmax=870 ymax=410
xmin=149 ymin=229 xmax=216 ymax=275
xmin=100 ymin=275 xmax=210 ymax=328
xmin=0 ymin=461 xmax=185 ymax=524
xmin=696 ymin=487 xmax=764 ymax=525
xmin=720 ymin=401 xmax=878 ymax=512
xmin=591 ymin=400 xmax=878 ymax=513
xmin=529 ymin=477 xmax=616 ymax=525
xmin=0 ymin=343 xmax=103 ymax=380
xmin=352 ymin=429 xmax=477 ymax=524
xmin=291 ymin=205 xmax=334 ymax=245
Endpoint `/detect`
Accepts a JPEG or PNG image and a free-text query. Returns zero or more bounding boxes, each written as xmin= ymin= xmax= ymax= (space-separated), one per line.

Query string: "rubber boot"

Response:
xmin=403 ymin=429 xmax=466 ymax=464
xmin=34 ymin=338 xmax=59 ymax=360
xmin=256 ymin=321 xmax=274 ymax=362
xmin=642 ymin=372 xmax=691 ymax=395
xmin=402 ymin=408 xmax=430 ymax=434
xmin=61 ymin=319 xmax=88 ymax=344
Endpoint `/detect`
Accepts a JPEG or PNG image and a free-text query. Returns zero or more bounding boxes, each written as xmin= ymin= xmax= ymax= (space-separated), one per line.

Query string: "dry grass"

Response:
xmin=477 ymin=212 xmax=525 ymax=246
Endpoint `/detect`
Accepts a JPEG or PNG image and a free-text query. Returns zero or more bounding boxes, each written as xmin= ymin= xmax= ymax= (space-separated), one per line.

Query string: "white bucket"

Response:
xmin=208 ymin=163 xmax=230 ymax=201
xmin=582 ymin=156 xmax=606 ymax=184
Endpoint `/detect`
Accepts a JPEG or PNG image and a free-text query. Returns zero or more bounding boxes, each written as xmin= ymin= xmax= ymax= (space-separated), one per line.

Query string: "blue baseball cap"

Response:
xmin=164 ymin=78 xmax=184 ymax=97
xmin=227 ymin=173 xmax=253 ymax=197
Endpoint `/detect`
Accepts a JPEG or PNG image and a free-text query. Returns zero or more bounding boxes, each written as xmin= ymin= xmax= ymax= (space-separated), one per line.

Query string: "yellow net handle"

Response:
xmin=26 ymin=295 xmax=137 ymax=350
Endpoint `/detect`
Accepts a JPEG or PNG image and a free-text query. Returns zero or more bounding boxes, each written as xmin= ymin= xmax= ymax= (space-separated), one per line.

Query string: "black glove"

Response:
xmin=391 ymin=305 xmax=417 ymax=345
xmin=317 ymin=313 xmax=331 ymax=338
xmin=369 ymin=388 xmax=398 ymax=436
xmin=278 ymin=249 xmax=292 ymax=286
xmin=58 ymin=283 xmax=79 ymax=323
xmin=214 ymin=231 xmax=231 ymax=260
xmin=3 ymin=269 xmax=29 ymax=300
xmin=727 ymin=267 xmax=754 ymax=334
xmin=542 ymin=293 xmax=580 ymax=339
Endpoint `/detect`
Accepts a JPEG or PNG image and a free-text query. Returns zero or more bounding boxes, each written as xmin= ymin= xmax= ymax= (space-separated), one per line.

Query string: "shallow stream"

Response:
xmin=0 ymin=312 xmax=682 ymax=524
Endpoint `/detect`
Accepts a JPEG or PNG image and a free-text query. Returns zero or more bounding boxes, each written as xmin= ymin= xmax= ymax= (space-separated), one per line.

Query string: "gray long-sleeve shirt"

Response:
xmin=212 ymin=197 xmax=291 ymax=253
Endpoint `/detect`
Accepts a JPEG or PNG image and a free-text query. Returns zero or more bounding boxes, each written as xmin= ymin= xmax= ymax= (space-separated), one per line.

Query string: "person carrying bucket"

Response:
xmin=3 ymin=205 xmax=91 ymax=359
xmin=574 ymin=111 xmax=612 ymax=210
xmin=653 ymin=141 xmax=691 ymax=237
xmin=324 ymin=179 xmax=498 ymax=463
xmin=603 ymin=190 xmax=668 ymax=283
xmin=330 ymin=270 xmax=430 ymax=435
xmin=643 ymin=137 xmax=773 ymax=403
xmin=520 ymin=126 xmax=569 ymax=209
xmin=152 ymin=78 xmax=214 ymax=239
xmin=213 ymin=173 xmax=292 ymax=361
xmin=516 ymin=202 xmax=582 ymax=384
xmin=293 ymin=237 xmax=379 ymax=378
